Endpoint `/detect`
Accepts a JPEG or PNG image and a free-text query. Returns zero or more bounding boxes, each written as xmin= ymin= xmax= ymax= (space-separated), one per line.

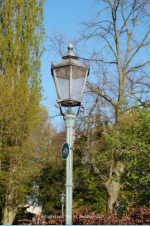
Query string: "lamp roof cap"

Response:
xmin=62 ymin=43 xmax=78 ymax=59
xmin=51 ymin=43 xmax=90 ymax=70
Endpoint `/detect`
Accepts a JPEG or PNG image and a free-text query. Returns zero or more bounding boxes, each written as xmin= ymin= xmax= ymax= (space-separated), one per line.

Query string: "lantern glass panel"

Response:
xmin=54 ymin=66 xmax=88 ymax=102
xmin=71 ymin=66 xmax=88 ymax=101
xmin=61 ymin=196 xmax=65 ymax=203
xmin=54 ymin=66 xmax=70 ymax=100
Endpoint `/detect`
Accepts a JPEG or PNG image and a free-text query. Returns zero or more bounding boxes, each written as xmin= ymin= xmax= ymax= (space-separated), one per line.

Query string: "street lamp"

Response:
xmin=59 ymin=191 xmax=66 ymax=216
xmin=51 ymin=43 xmax=90 ymax=225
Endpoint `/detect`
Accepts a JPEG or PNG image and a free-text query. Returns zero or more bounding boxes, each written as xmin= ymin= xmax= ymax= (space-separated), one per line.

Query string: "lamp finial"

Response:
xmin=68 ymin=43 xmax=73 ymax=50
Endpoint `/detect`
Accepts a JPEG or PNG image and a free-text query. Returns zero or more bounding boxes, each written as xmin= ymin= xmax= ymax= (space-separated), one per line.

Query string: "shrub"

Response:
xmin=18 ymin=188 xmax=150 ymax=225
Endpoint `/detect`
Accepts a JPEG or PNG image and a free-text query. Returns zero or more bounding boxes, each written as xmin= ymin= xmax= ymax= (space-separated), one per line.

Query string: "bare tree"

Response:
xmin=79 ymin=0 xmax=150 ymax=123
xmin=47 ymin=0 xmax=150 ymax=213
xmin=76 ymin=0 xmax=150 ymax=213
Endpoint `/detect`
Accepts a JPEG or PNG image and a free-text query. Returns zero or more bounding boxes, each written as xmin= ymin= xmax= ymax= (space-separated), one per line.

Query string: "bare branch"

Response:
xmin=127 ymin=61 xmax=150 ymax=74
xmin=78 ymin=56 xmax=117 ymax=64
xmin=127 ymin=29 xmax=150 ymax=66
xmin=130 ymin=42 xmax=150 ymax=51
xmin=86 ymin=81 xmax=116 ymax=109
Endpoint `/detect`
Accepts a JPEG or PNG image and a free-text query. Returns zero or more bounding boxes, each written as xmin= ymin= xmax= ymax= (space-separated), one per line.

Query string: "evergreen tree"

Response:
xmin=36 ymin=131 xmax=66 ymax=215
xmin=114 ymin=108 xmax=150 ymax=209
xmin=73 ymin=135 xmax=107 ymax=213
xmin=37 ymin=162 xmax=66 ymax=215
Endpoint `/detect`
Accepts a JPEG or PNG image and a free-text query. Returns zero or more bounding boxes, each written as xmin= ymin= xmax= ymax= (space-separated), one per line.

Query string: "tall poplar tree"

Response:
xmin=0 ymin=0 xmax=46 ymax=224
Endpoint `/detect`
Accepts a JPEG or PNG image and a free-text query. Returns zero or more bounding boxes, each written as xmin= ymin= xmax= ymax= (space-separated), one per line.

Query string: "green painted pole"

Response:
xmin=62 ymin=204 xmax=64 ymax=216
xmin=64 ymin=114 xmax=76 ymax=225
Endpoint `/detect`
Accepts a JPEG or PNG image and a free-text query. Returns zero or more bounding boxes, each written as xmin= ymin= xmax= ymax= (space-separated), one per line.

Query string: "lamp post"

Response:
xmin=51 ymin=43 xmax=90 ymax=225
xmin=59 ymin=191 xmax=66 ymax=216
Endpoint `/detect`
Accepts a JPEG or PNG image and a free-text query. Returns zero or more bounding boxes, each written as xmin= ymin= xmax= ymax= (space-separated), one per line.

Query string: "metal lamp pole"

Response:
xmin=51 ymin=43 xmax=90 ymax=225
xmin=59 ymin=191 xmax=66 ymax=217
xmin=62 ymin=203 xmax=64 ymax=216
xmin=64 ymin=114 xmax=76 ymax=225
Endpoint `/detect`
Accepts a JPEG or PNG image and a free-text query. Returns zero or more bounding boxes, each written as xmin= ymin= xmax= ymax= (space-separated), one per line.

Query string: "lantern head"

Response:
xmin=59 ymin=191 xmax=66 ymax=204
xmin=51 ymin=44 xmax=90 ymax=115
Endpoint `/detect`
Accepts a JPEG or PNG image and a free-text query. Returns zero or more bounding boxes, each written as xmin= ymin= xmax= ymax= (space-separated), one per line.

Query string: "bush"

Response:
xmin=18 ymin=188 xmax=150 ymax=225
xmin=18 ymin=206 xmax=150 ymax=225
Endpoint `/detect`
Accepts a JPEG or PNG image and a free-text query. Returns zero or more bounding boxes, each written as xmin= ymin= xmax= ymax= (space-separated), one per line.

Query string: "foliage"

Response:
xmin=34 ymin=130 xmax=106 ymax=216
xmin=37 ymin=162 xmax=66 ymax=215
xmin=18 ymin=189 xmax=150 ymax=225
xmin=33 ymin=131 xmax=66 ymax=215
xmin=73 ymin=168 xmax=106 ymax=213
xmin=0 ymin=0 xmax=46 ymax=223
xmin=13 ymin=207 xmax=35 ymax=225
xmin=110 ymin=109 xmax=150 ymax=206
xmin=73 ymin=135 xmax=107 ymax=213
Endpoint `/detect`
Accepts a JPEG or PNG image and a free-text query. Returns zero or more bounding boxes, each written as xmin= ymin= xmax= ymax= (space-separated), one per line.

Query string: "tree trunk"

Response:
xmin=105 ymin=179 xmax=121 ymax=213
xmin=3 ymin=206 xmax=17 ymax=225
xmin=2 ymin=185 xmax=18 ymax=225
